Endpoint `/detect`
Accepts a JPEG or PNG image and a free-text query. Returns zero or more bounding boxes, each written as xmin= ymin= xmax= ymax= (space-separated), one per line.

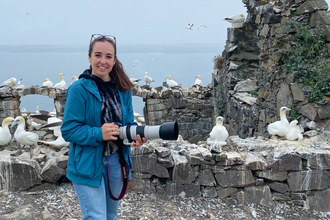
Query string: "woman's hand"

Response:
xmin=130 ymin=134 xmax=147 ymax=147
xmin=102 ymin=122 xmax=120 ymax=141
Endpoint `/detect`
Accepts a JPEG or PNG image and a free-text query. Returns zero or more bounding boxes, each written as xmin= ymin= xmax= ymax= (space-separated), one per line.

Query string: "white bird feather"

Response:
xmin=285 ymin=120 xmax=304 ymax=141
xmin=166 ymin=75 xmax=179 ymax=88
xmin=42 ymin=78 xmax=54 ymax=88
xmin=0 ymin=77 xmax=17 ymax=88
xmin=267 ymin=107 xmax=291 ymax=137
xmin=224 ymin=14 xmax=245 ymax=24
xmin=144 ymin=72 xmax=155 ymax=86
xmin=11 ymin=116 xmax=39 ymax=147
xmin=209 ymin=116 xmax=228 ymax=141
xmin=54 ymin=73 xmax=67 ymax=89
xmin=0 ymin=117 xmax=15 ymax=146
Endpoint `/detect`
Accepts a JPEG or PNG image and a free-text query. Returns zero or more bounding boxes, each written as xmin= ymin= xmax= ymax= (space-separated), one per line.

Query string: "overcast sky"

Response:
xmin=1 ymin=0 xmax=330 ymax=48
xmin=1 ymin=0 xmax=248 ymax=47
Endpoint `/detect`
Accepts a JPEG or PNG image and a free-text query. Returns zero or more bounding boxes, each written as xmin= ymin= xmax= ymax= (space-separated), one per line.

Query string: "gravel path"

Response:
xmin=0 ymin=182 xmax=329 ymax=220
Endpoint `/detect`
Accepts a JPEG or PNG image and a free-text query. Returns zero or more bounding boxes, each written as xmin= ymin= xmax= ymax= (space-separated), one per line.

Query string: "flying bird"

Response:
xmin=267 ymin=107 xmax=291 ymax=138
xmin=11 ymin=116 xmax=39 ymax=148
xmin=209 ymin=116 xmax=229 ymax=141
xmin=224 ymin=14 xmax=245 ymax=24
xmin=144 ymin=72 xmax=155 ymax=86
xmin=285 ymin=120 xmax=304 ymax=141
xmin=197 ymin=25 xmax=207 ymax=30
xmin=166 ymin=75 xmax=179 ymax=88
xmin=42 ymin=78 xmax=53 ymax=88
xmin=0 ymin=77 xmax=17 ymax=88
xmin=186 ymin=23 xmax=194 ymax=30
xmin=54 ymin=73 xmax=67 ymax=89
xmin=39 ymin=117 xmax=69 ymax=149
xmin=195 ymin=75 xmax=202 ymax=86
xmin=0 ymin=117 xmax=15 ymax=146
xmin=15 ymin=78 xmax=24 ymax=89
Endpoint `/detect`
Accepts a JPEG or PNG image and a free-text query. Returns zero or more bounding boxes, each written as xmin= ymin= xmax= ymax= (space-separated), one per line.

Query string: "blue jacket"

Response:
xmin=61 ymin=77 xmax=137 ymax=187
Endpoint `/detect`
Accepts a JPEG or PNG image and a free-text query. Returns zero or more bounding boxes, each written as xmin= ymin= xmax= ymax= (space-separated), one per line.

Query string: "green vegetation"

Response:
xmin=250 ymin=90 xmax=258 ymax=97
xmin=284 ymin=22 xmax=330 ymax=103
xmin=288 ymin=105 xmax=302 ymax=121
xmin=213 ymin=54 xmax=223 ymax=70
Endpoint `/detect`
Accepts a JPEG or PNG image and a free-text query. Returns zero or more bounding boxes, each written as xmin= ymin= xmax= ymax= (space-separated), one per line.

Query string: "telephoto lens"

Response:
xmin=119 ymin=121 xmax=179 ymax=145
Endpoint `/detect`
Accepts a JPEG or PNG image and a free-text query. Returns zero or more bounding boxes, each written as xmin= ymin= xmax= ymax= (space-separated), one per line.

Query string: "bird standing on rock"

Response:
xmin=195 ymin=75 xmax=202 ymax=86
xmin=267 ymin=107 xmax=291 ymax=138
xmin=11 ymin=116 xmax=39 ymax=148
xmin=54 ymin=73 xmax=67 ymax=89
xmin=285 ymin=120 xmax=304 ymax=141
xmin=166 ymin=75 xmax=179 ymax=88
xmin=0 ymin=77 xmax=17 ymax=88
xmin=144 ymin=72 xmax=155 ymax=86
xmin=42 ymin=78 xmax=53 ymax=88
xmin=224 ymin=14 xmax=245 ymax=24
xmin=0 ymin=117 xmax=15 ymax=146
xmin=209 ymin=116 xmax=228 ymax=141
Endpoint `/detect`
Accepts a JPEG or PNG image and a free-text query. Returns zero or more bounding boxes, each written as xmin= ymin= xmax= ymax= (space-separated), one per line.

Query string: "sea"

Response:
xmin=0 ymin=44 xmax=221 ymax=116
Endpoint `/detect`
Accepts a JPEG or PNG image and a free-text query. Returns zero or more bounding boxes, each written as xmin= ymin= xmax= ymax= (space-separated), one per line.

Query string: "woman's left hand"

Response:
xmin=130 ymin=134 xmax=147 ymax=147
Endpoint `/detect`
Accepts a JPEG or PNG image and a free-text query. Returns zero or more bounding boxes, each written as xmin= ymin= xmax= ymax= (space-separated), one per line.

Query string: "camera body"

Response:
xmin=119 ymin=121 xmax=179 ymax=145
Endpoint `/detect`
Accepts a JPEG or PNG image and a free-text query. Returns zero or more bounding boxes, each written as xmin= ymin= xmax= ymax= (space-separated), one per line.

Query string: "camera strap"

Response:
xmin=106 ymin=152 xmax=129 ymax=200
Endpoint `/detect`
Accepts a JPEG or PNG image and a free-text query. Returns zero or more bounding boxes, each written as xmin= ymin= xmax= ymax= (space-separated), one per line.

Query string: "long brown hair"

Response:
xmin=89 ymin=37 xmax=134 ymax=92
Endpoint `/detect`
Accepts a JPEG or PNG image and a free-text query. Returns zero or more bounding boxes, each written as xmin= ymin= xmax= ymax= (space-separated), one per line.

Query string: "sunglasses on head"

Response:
xmin=90 ymin=34 xmax=116 ymax=45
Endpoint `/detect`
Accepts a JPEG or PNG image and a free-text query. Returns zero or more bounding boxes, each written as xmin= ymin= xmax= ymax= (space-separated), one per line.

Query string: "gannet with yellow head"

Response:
xmin=0 ymin=77 xmax=17 ymax=88
xmin=267 ymin=107 xmax=291 ymax=137
xmin=54 ymin=73 xmax=67 ymax=89
xmin=11 ymin=116 xmax=39 ymax=147
xmin=195 ymin=75 xmax=202 ymax=86
xmin=166 ymin=75 xmax=179 ymax=88
xmin=0 ymin=117 xmax=15 ymax=146
xmin=42 ymin=78 xmax=53 ymax=88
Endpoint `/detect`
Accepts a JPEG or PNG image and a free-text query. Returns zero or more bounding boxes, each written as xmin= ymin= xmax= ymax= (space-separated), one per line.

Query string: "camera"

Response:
xmin=119 ymin=121 xmax=179 ymax=145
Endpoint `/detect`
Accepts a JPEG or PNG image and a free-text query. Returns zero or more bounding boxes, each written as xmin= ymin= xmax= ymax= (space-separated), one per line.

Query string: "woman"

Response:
xmin=61 ymin=34 xmax=147 ymax=219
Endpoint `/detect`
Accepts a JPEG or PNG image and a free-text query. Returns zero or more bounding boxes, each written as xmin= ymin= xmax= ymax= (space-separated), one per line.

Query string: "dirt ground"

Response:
xmin=0 ymin=181 xmax=329 ymax=220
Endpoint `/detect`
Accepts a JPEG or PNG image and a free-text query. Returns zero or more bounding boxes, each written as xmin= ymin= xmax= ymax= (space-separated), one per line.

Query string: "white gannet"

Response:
xmin=71 ymin=76 xmax=78 ymax=84
xmin=186 ymin=23 xmax=194 ymax=30
xmin=21 ymin=107 xmax=29 ymax=117
xmin=209 ymin=116 xmax=229 ymax=141
xmin=54 ymin=73 xmax=67 ymax=89
xmin=0 ymin=117 xmax=15 ymax=146
xmin=224 ymin=14 xmax=245 ymax=24
xmin=285 ymin=120 xmax=304 ymax=141
xmin=11 ymin=116 xmax=39 ymax=148
xmin=144 ymin=72 xmax=155 ymax=86
xmin=35 ymin=106 xmax=40 ymax=114
xmin=30 ymin=118 xmax=42 ymax=130
xmin=133 ymin=111 xmax=141 ymax=117
xmin=42 ymin=78 xmax=54 ymax=88
xmin=130 ymin=78 xmax=141 ymax=86
xmin=195 ymin=75 xmax=202 ymax=86
xmin=40 ymin=117 xmax=69 ymax=149
xmin=166 ymin=75 xmax=179 ymax=88
xmin=49 ymin=109 xmax=57 ymax=117
xmin=267 ymin=107 xmax=291 ymax=137
xmin=0 ymin=77 xmax=17 ymax=88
